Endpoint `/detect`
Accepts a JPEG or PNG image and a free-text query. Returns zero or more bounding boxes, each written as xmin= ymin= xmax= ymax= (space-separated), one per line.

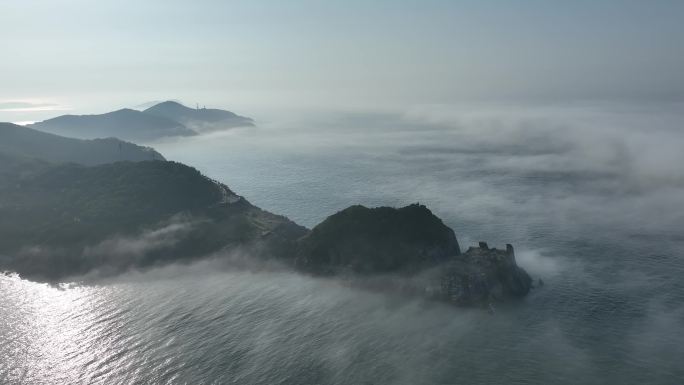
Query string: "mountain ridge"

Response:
xmin=0 ymin=122 xmax=165 ymax=165
xmin=30 ymin=108 xmax=196 ymax=142
xmin=0 ymin=126 xmax=533 ymax=306
xmin=29 ymin=101 xmax=255 ymax=141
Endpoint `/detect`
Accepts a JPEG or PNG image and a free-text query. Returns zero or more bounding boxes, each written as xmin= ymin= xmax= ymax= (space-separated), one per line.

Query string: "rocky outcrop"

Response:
xmin=294 ymin=205 xmax=532 ymax=306
xmin=434 ymin=243 xmax=532 ymax=305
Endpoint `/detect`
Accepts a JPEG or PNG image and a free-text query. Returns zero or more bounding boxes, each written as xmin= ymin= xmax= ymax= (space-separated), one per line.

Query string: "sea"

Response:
xmin=2 ymin=103 xmax=683 ymax=384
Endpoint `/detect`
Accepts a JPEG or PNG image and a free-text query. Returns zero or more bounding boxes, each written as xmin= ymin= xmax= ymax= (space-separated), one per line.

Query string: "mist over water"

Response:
xmin=2 ymin=103 xmax=684 ymax=384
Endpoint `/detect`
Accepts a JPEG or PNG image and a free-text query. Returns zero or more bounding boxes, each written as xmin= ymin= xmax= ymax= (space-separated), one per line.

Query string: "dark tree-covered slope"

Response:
xmin=296 ymin=204 xmax=461 ymax=274
xmin=0 ymin=159 xmax=306 ymax=281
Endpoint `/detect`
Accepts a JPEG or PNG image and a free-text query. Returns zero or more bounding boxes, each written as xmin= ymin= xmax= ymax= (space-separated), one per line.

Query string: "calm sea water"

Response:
xmin=2 ymin=105 xmax=683 ymax=384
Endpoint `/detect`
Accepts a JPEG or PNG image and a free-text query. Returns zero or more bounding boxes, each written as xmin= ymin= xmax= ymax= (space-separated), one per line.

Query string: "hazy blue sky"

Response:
xmin=1 ymin=0 xmax=683 ymax=121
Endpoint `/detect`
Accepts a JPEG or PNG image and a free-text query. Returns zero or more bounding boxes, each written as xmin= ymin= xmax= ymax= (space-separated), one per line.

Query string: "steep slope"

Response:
xmin=0 ymin=122 xmax=165 ymax=165
xmin=144 ymin=101 xmax=254 ymax=132
xmin=436 ymin=243 xmax=532 ymax=305
xmin=30 ymin=108 xmax=196 ymax=142
xmin=0 ymin=145 xmax=532 ymax=305
xmin=295 ymin=204 xmax=532 ymax=305
xmin=296 ymin=204 xmax=461 ymax=274
xmin=0 ymin=159 xmax=306 ymax=281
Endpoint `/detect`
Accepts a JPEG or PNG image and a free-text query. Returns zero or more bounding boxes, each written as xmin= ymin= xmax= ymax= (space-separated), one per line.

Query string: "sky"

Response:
xmin=1 ymin=0 xmax=683 ymax=122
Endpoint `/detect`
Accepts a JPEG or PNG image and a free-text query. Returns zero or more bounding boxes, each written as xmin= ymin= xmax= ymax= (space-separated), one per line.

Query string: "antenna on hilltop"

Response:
xmin=196 ymin=103 xmax=199 ymax=110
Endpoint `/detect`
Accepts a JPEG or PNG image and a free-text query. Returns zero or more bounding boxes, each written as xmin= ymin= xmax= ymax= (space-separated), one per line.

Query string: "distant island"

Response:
xmin=0 ymin=122 xmax=532 ymax=307
xmin=144 ymin=101 xmax=254 ymax=133
xmin=29 ymin=101 xmax=254 ymax=142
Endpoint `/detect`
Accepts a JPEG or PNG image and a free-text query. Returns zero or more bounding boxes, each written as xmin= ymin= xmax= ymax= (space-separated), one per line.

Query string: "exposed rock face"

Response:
xmin=295 ymin=204 xmax=460 ymax=274
xmin=436 ymin=243 xmax=532 ymax=305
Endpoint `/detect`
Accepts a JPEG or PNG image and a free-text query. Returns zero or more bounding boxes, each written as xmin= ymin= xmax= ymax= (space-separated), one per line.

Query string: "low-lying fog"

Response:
xmin=2 ymin=102 xmax=683 ymax=384
xmin=156 ymin=101 xmax=684 ymax=237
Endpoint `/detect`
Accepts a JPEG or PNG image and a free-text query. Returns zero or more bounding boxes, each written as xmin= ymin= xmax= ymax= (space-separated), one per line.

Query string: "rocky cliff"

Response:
xmin=435 ymin=242 xmax=532 ymax=305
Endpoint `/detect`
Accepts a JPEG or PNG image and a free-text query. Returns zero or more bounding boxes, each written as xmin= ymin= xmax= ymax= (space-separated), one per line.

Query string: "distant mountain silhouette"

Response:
xmin=0 ymin=122 xmax=164 ymax=165
xmin=132 ymin=100 xmax=182 ymax=110
xmin=30 ymin=108 xmax=197 ymax=142
xmin=144 ymin=101 xmax=254 ymax=132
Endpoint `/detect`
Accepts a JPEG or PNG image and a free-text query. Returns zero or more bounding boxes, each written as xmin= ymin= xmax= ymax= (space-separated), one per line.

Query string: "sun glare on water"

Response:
xmin=0 ymin=274 xmax=118 ymax=384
